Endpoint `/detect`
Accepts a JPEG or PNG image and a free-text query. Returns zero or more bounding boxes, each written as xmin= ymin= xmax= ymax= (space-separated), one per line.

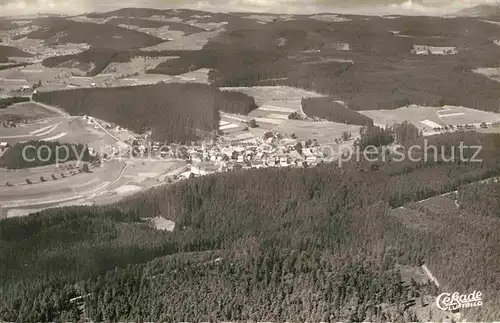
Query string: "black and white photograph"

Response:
xmin=0 ymin=0 xmax=500 ymax=321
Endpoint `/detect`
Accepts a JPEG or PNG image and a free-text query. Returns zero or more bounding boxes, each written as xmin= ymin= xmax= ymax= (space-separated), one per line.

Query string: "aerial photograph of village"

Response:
xmin=0 ymin=0 xmax=500 ymax=321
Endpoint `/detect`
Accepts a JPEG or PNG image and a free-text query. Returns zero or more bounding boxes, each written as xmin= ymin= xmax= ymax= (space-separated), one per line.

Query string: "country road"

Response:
xmin=87 ymin=116 xmax=128 ymax=145
xmin=421 ymin=264 xmax=440 ymax=288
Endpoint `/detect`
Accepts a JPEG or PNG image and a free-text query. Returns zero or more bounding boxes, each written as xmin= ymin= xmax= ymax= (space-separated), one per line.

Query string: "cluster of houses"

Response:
xmin=111 ymin=131 xmax=329 ymax=179
xmin=181 ymin=137 xmax=327 ymax=178
xmin=13 ymin=84 xmax=37 ymax=94
xmin=412 ymin=45 xmax=458 ymax=55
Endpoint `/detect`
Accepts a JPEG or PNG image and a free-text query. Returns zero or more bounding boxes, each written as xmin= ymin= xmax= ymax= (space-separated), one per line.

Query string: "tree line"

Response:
xmin=301 ymin=97 xmax=373 ymax=126
xmin=0 ymin=96 xmax=30 ymax=110
xmin=0 ymin=140 xmax=96 ymax=170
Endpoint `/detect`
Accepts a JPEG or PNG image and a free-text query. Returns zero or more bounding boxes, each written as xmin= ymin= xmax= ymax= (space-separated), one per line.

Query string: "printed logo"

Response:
xmin=436 ymin=291 xmax=483 ymax=311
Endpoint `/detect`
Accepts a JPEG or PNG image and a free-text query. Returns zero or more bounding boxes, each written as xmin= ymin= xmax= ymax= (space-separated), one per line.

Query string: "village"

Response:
xmin=111 ymin=129 xmax=333 ymax=180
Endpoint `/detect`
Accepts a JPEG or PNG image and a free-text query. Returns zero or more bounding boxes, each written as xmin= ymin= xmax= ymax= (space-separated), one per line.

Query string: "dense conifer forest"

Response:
xmin=0 ymin=140 xmax=96 ymax=169
xmin=458 ymin=181 xmax=500 ymax=218
xmin=33 ymin=84 xmax=257 ymax=143
xmin=301 ymin=97 xmax=374 ymax=126
xmin=0 ymin=96 xmax=30 ymax=110
xmin=1 ymin=131 xmax=499 ymax=321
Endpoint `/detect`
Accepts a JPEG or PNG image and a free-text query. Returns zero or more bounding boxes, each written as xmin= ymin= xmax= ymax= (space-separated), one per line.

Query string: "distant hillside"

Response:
xmin=41 ymin=48 xmax=185 ymax=77
xmin=456 ymin=4 xmax=500 ymax=17
xmin=42 ymin=48 xmax=134 ymax=76
xmin=105 ymin=17 xmax=166 ymax=28
xmin=146 ymin=14 xmax=500 ymax=112
xmin=33 ymin=83 xmax=257 ymax=143
xmin=87 ymin=7 xmax=235 ymax=23
xmin=105 ymin=17 xmax=206 ymax=34
xmin=87 ymin=7 xmax=166 ymax=18
xmin=17 ymin=17 xmax=163 ymax=50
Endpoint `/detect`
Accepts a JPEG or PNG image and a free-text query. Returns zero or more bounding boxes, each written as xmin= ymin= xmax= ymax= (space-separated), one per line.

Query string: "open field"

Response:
xmin=359 ymin=105 xmax=446 ymax=132
xmin=224 ymin=130 xmax=258 ymax=143
xmin=360 ymin=104 xmax=500 ymax=134
xmin=102 ymin=56 xmax=177 ymax=77
xmin=0 ymin=157 xmax=187 ymax=218
xmin=219 ymin=86 xmax=366 ymax=142
xmin=473 ymin=67 xmax=500 ymax=83
xmin=221 ymin=86 xmax=325 ymax=126
xmin=248 ymin=106 xmax=295 ymax=124
xmin=219 ymin=120 xmax=241 ymax=131
xmin=309 ymin=14 xmax=351 ymax=22
xmin=0 ymin=57 xmax=211 ymax=96
xmin=0 ymin=101 xmax=58 ymax=122
xmin=273 ymin=119 xmax=362 ymax=144
xmin=220 ymin=86 xmax=324 ymax=106
xmin=142 ymin=29 xmax=223 ymax=51
xmin=2 ymin=39 xmax=89 ymax=63
xmin=104 ymin=17 xmax=207 ymax=39
xmin=0 ymin=115 xmax=118 ymax=149
xmin=0 ymin=62 xmax=85 ymax=93
xmin=436 ymin=105 xmax=500 ymax=126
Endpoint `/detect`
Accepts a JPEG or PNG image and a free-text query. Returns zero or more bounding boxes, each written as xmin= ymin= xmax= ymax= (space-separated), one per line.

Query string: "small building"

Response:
xmin=412 ymin=44 xmax=457 ymax=55
xmin=88 ymin=147 xmax=96 ymax=156
xmin=180 ymin=170 xmax=194 ymax=179
xmin=306 ymin=155 xmax=318 ymax=164
xmin=251 ymin=160 xmax=264 ymax=168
